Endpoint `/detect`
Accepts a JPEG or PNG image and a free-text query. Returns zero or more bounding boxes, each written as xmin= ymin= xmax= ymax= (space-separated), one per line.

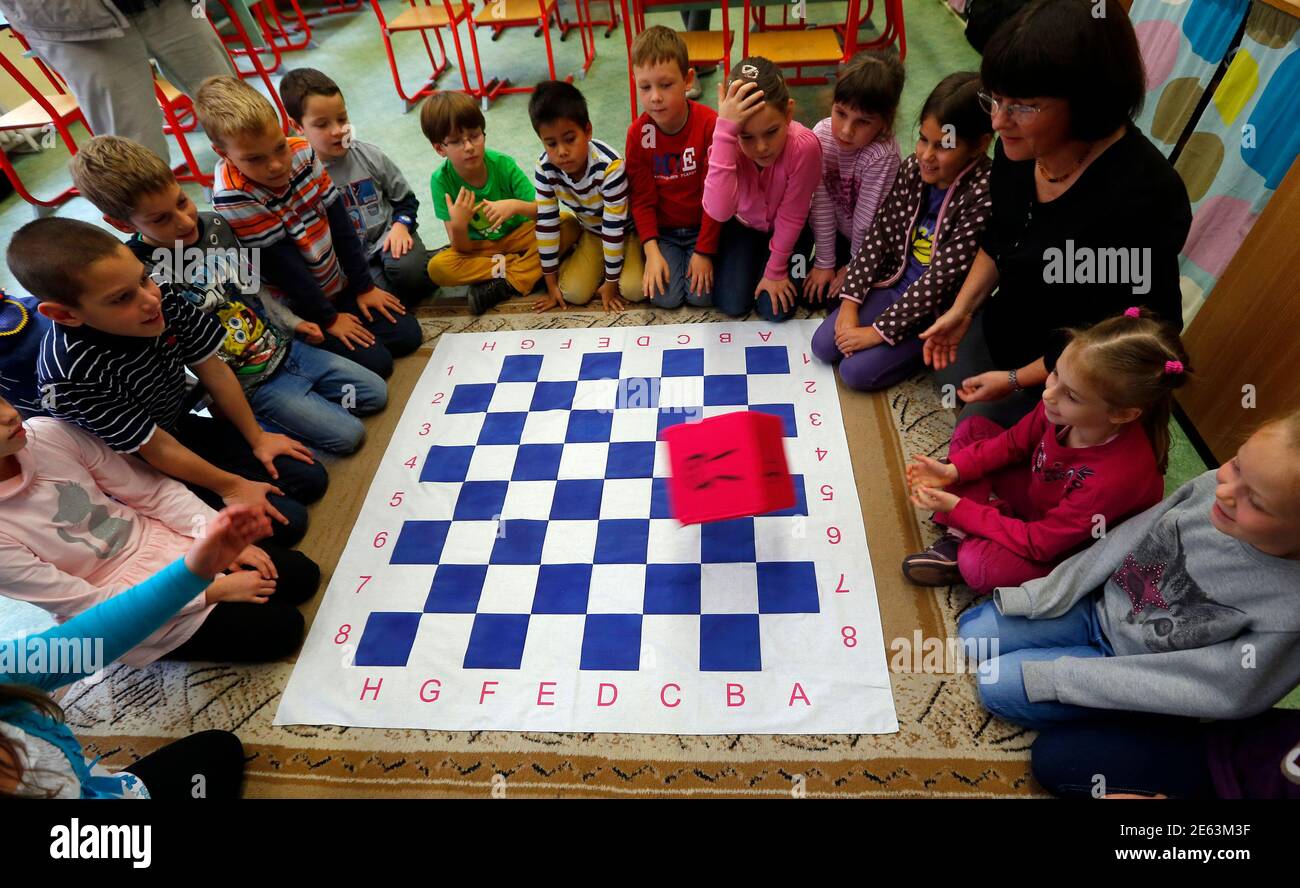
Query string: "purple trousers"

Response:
xmin=811 ymin=288 xmax=925 ymax=392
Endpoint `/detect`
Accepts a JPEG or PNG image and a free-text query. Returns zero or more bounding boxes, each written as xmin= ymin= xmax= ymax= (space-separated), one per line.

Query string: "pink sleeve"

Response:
xmin=945 ymin=494 xmax=1099 ymax=564
xmin=809 ymin=120 xmax=838 ymax=269
xmin=701 ymin=117 xmax=742 ymax=224
xmin=763 ymin=128 xmax=823 ymax=280
xmin=948 ymin=406 xmax=1046 ymax=483
xmin=850 ymin=141 xmax=900 ymax=257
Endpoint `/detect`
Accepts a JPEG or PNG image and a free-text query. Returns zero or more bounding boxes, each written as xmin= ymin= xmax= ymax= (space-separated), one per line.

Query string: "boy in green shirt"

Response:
xmin=421 ymin=92 xmax=578 ymax=314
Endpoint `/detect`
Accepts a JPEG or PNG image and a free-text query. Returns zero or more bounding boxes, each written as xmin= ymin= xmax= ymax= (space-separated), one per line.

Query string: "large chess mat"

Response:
xmin=275 ymin=321 xmax=898 ymax=734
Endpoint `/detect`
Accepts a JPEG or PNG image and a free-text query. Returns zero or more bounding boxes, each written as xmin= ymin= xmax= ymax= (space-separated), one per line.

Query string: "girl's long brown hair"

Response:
xmin=0 ymin=685 xmax=66 ymax=799
xmin=1064 ymin=308 xmax=1191 ymax=474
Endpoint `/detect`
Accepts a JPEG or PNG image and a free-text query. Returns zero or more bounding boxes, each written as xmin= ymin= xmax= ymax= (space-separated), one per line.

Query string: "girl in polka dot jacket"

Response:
xmin=811 ymin=73 xmax=992 ymax=392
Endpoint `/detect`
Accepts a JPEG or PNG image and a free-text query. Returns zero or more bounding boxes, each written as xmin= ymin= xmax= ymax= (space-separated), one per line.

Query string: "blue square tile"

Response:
xmin=354 ymin=612 xmax=422 ymax=667
xmin=499 ymin=354 xmax=543 ymax=382
xmin=453 ymin=480 xmax=509 ymax=520
xmin=533 ymin=564 xmax=592 ymax=613
xmin=424 ymin=564 xmax=488 ymax=613
xmin=566 ymin=409 xmax=613 ymax=443
xmin=594 ymin=519 xmax=650 ymax=563
xmin=745 ymin=345 xmax=789 ymax=375
xmin=550 ymin=479 xmax=604 ymax=520
xmin=530 ymin=380 xmax=577 ymax=411
xmin=579 ymin=352 xmax=622 ymax=380
xmin=419 ymin=446 xmax=474 ymax=482
xmin=512 ymin=443 xmax=564 ymax=481
xmin=478 ymin=412 xmax=527 ymax=445
xmin=750 ymin=403 xmax=797 ymax=437
xmin=463 ymin=614 xmax=530 ymax=669
xmin=704 ymin=375 xmax=748 ymax=406
xmin=700 ymin=614 xmax=762 ymax=671
xmin=489 ymin=519 xmax=548 ymax=564
xmin=758 ymin=562 xmax=820 ymax=613
xmin=649 ymin=477 xmax=673 ymax=519
xmin=644 ymin=564 xmax=701 ymax=614
xmin=580 ymin=614 xmax=643 ymax=670
xmin=656 ymin=406 xmax=703 ymax=437
xmin=767 ymin=474 xmax=809 ymax=517
xmin=446 ymin=383 xmax=496 ymax=413
xmin=662 ymin=347 xmax=704 ymax=376
xmin=700 ymin=518 xmax=756 ymax=563
xmin=617 ymin=376 xmax=660 ymax=409
xmin=390 ymin=520 xmax=451 ymax=564
xmin=606 ymin=441 xmax=656 ymax=478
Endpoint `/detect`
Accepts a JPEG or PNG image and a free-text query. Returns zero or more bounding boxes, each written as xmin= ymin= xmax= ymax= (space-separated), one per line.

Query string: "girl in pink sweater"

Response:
xmin=0 ymin=400 xmax=319 ymax=665
xmin=903 ymin=310 xmax=1190 ymax=594
xmin=702 ymin=56 xmax=823 ymax=322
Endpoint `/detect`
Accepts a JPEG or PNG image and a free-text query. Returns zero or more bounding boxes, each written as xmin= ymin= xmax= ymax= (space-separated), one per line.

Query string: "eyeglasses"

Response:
xmin=977 ymin=91 xmax=1042 ymax=121
xmin=441 ymin=130 xmax=486 ymax=150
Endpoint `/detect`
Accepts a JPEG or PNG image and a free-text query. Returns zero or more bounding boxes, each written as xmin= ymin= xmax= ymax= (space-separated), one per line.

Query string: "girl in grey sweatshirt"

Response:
xmin=957 ymin=411 xmax=1300 ymax=729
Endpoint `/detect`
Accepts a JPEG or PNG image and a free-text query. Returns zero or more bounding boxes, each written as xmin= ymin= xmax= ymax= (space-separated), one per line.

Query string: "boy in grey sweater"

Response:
xmin=957 ymin=412 xmax=1300 ymax=728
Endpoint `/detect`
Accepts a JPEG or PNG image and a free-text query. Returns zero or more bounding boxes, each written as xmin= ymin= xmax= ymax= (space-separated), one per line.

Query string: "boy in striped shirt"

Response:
xmin=528 ymin=81 xmax=644 ymax=312
xmin=195 ymin=76 xmax=422 ymax=380
xmin=10 ymin=219 xmax=326 ymax=547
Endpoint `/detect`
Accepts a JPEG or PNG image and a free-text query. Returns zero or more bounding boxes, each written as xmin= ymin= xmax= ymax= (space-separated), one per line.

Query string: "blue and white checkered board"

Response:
xmin=276 ymin=321 xmax=898 ymax=735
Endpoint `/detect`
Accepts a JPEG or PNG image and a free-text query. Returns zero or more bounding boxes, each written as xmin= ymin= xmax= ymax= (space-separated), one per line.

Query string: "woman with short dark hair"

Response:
xmin=922 ymin=0 xmax=1192 ymax=427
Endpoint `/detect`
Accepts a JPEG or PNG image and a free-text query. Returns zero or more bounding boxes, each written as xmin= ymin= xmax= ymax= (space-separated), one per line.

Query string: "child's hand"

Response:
xmin=219 ymin=478 xmax=289 ymax=529
xmin=228 ymin=544 xmax=277 ymax=579
xmin=910 ymin=485 xmax=960 ymax=513
xmin=687 ymin=252 xmax=713 ymax=297
xmin=206 ymin=568 xmax=276 ymax=605
xmin=385 ymin=222 xmax=413 ymax=259
xmin=534 ymin=284 xmax=565 ymax=313
xmin=756 ymin=276 xmax=797 ymax=314
xmin=326 ymin=312 xmax=376 ymax=350
xmin=295 ymin=320 xmax=324 ymax=345
xmin=803 ymin=266 xmax=837 ymax=302
xmin=906 ymin=454 xmax=959 ymax=489
xmin=252 ymin=431 xmax=315 ymax=479
xmin=597 ymin=280 xmax=626 ymax=313
xmin=444 ymin=187 xmax=476 ymax=228
xmin=835 ymin=325 xmax=883 ymax=357
xmin=642 ymin=249 xmax=670 ymax=299
xmin=477 ymin=199 xmax=515 ymax=232
xmin=717 ymin=78 xmax=766 ymax=125
xmin=185 ymin=505 xmax=271 ymax=580
xmin=357 ymin=286 xmax=407 ymax=324
xmin=834 ymin=299 xmax=860 ymax=336
xmin=959 ymin=370 xmax=1014 ymax=404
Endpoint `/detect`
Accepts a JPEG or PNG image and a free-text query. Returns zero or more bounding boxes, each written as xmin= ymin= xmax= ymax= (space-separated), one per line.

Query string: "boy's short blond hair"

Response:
xmin=70 ymin=135 xmax=176 ymax=221
xmin=194 ymin=75 xmax=280 ymax=147
xmin=630 ymin=25 xmax=689 ymax=76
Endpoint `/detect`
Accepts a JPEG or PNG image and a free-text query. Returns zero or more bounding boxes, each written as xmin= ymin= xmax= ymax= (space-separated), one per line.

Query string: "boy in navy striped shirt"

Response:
xmin=9 ymin=219 xmax=327 ymax=546
xmin=528 ymin=81 xmax=644 ymax=313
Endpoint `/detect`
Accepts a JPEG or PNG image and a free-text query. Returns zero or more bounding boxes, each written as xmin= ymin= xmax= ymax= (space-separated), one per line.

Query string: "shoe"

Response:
xmin=902 ymin=533 xmax=962 ymax=587
xmin=468 ymin=278 xmax=516 ymax=315
xmin=685 ymin=83 xmax=702 ymax=100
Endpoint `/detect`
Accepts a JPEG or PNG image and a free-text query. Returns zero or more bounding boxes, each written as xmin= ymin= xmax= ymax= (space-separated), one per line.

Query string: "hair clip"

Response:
xmin=1164 ymin=360 xmax=1184 ymax=375
xmin=741 ymin=64 xmax=759 ymax=79
xmin=1123 ymin=307 xmax=1141 ymax=318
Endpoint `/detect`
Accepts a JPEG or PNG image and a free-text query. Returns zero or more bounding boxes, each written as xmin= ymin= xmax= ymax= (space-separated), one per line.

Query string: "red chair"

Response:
xmin=207 ymin=0 xmax=296 ymax=131
xmin=618 ymin=1 xmax=734 ymax=120
xmin=251 ymin=0 xmax=316 ymax=54
xmin=467 ymin=0 xmax=597 ymax=101
xmin=743 ymin=0 xmax=905 ymax=85
xmin=370 ymin=0 xmax=481 ymax=113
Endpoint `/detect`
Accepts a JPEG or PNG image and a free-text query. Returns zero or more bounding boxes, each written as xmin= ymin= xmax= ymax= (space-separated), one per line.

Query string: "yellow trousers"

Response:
xmin=426 ymin=218 xmax=579 ymax=296
xmin=556 ymin=228 xmax=646 ymax=305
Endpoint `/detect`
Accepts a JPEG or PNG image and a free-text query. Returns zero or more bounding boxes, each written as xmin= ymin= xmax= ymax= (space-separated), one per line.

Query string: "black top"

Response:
xmin=111 ymin=0 xmax=164 ymax=15
xmin=980 ymin=125 xmax=1192 ymax=370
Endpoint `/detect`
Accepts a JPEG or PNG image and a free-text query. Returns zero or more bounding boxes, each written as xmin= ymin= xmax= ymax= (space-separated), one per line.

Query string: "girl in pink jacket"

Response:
xmin=702 ymin=56 xmax=823 ymax=322
xmin=0 ymin=399 xmax=318 ymax=666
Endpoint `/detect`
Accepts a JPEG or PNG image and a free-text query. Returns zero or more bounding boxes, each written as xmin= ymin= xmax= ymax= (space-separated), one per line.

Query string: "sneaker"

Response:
xmin=902 ymin=533 xmax=962 ymax=587
xmin=685 ymin=82 xmax=702 ymax=100
xmin=468 ymin=278 xmax=516 ymax=315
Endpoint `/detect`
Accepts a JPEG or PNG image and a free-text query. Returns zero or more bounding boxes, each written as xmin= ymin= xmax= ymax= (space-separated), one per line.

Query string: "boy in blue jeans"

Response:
xmin=195 ymin=75 xmax=422 ymax=380
xmin=9 ymin=218 xmax=327 ymax=547
xmin=71 ymin=134 xmax=387 ymax=455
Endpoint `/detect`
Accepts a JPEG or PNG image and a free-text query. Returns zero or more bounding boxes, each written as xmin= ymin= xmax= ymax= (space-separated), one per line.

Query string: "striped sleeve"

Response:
xmin=169 ymin=292 xmax=226 ymax=365
xmin=810 ymin=119 xmax=839 ymax=269
xmin=212 ymin=187 xmax=286 ymax=250
xmin=37 ymin=340 xmax=159 ymax=454
xmin=849 ymin=139 xmax=901 ymax=259
xmin=599 ymin=157 xmax=629 ymax=282
xmin=534 ymin=156 xmax=562 ymax=275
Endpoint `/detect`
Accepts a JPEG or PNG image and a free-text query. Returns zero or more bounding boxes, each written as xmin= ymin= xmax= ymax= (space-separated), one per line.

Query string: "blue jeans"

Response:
xmin=250 ymin=343 xmax=388 ymax=454
xmin=712 ymin=219 xmax=814 ymax=322
xmin=648 ymin=227 xmax=713 ymax=308
xmin=957 ymin=597 xmax=1114 ymax=729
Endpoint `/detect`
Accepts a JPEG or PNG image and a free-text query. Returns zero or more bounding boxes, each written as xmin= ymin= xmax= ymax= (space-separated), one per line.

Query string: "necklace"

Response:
xmin=1036 ymin=145 xmax=1090 ymax=183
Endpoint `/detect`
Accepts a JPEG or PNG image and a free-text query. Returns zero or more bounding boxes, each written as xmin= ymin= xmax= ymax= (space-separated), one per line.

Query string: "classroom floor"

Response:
xmin=0 ymin=1 xmax=1226 ymax=792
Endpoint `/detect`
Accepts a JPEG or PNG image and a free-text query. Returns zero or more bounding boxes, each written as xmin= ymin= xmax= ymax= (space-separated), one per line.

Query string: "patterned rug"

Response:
xmin=67 ymin=300 xmax=1044 ymax=797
